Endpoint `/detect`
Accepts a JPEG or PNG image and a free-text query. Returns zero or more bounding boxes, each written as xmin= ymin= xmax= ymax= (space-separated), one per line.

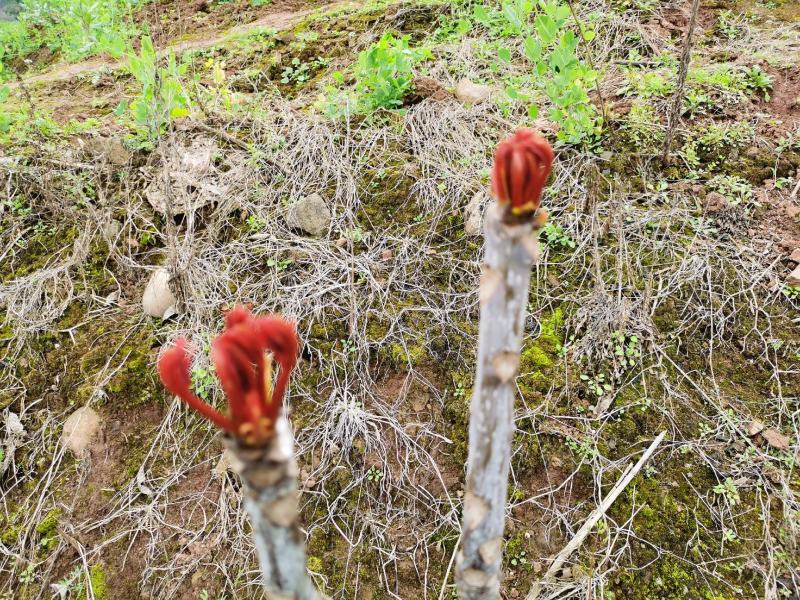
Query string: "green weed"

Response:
xmin=354 ymin=33 xmax=431 ymax=111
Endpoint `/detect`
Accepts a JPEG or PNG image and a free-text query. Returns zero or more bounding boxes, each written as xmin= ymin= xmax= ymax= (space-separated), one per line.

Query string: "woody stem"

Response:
xmin=226 ymin=417 xmax=322 ymax=600
xmin=456 ymin=203 xmax=544 ymax=600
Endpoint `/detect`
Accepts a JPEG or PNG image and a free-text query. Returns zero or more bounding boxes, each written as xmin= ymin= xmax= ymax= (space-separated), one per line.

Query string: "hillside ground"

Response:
xmin=0 ymin=0 xmax=798 ymax=598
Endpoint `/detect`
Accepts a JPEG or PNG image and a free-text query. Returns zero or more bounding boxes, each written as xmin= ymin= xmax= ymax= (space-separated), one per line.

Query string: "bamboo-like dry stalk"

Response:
xmin=226 ymin=416 xmax=321 ymax=600
xmin=455 ymin=202 xmax=548 ymax=600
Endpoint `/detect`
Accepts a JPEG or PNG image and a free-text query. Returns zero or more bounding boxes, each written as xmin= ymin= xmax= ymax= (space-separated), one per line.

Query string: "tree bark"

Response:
xmin=456 ymin=203 xmax=545 ymax=600
xmin=226 ymin=417 xmax=321 ymax=600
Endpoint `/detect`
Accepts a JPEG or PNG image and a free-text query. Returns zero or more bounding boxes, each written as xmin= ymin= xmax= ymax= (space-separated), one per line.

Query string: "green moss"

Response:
xmin=35 ymin=508 xmax=61 ymax=536
xmin=385 ymin=342 xmax=426 ymax=367
xmin=307 ymin=555 xmax=323 ymax=572
xmin=1 ymin=524 xmax=21 ymax=546
xmin=78 ymin=564 xmax=108 ymax=600
xmin=519 ymin=307 xmax=564 ymax=396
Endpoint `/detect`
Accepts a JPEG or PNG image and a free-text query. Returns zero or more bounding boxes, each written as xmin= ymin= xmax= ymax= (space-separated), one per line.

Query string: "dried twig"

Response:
xmin=526 ymin=431 xmax=667 ymax=600
xmin=661 ymin=0 xmax=702 ymax=162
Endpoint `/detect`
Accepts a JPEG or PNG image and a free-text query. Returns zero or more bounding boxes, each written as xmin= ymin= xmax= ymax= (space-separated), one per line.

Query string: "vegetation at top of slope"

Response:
xmin=0 ymin=0 xmax=145 ymax=80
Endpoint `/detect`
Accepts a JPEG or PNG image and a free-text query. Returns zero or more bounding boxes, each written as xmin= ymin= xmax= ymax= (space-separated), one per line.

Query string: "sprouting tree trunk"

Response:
xmin=456 ymin=203 xmax=546 ymax=600
xmin=226 ymin=417 xmax=321 ymax=600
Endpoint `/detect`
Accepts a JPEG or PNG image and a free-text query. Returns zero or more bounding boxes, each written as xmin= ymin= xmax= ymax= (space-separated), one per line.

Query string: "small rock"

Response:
xmin=61 ymin=407 xmax=100 ymax=455
xmin=670 ymin=181 xmax=692 ymax=192
xmin=6 ymin=412 xmax=25 ymax=437
xmin=789 ymin=248 xmax=800 ymax=263
xmin=762 ymin=428 xmax=790 ymax=451
xmin=786 ymin=264 xmax=800 ymax=287
xmin=142 ymin=268 xmax=178 ymax=319
xmin=455 ymin=78 xmax=493 ymax=105
xmin=464 ymin=191 xmax=486 ymax=236
xmin=213 ymin=449 xmax=235 ymax=476
xmin=532 ymin=118 xmax=560 ymax=136
xmin=747 ymin=420 xmax=765 ymax=436
xmin=103 ymin=219 xmax=122 ymax=240
xmin=285 ymin=193 xmax=331 ymax=237
xmin=763 ymin=463 xmax=782 ymax=484
xmin=83 ymin=136 xmax=131 ymax=165
xmin=703 ymin=191 xmax=728 ymax=213
xmin=410 ymin=76 xmax=451 ymax=102
xmin=786 ymin=203 xmax=800 ymax=219
xmin=381 ymin=249 xmax=393 ymax=261
xmin=335 ymin=237 xmax=348 ymax=248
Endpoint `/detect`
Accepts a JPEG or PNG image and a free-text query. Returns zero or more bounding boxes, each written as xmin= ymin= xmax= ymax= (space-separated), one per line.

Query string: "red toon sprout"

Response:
xmin=158 ymin=307 xmax=299 ymax=447
xmin=491 ymin=128 xmax=554 ymax=216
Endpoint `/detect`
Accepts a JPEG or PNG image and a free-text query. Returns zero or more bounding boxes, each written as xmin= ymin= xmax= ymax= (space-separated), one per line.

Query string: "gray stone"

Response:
xmin=142 ymin=268 xmax=178 ymax=319
xmin=455 ymin=78 xmax=493 ymax=105
xmin=464 ymin=191 xmax=486 ymax=236
xmin=285 ymin=193 xmax=331 ymax=237
xmin=83 ymin=136 xmax=131 ymax=165
xmin=786 ymin=264 xmax=800 ymax=287
xmin=703 ymin=191 xmax=728 ymax=213
xmin=61 ymin=407 xmax=100 ymax=456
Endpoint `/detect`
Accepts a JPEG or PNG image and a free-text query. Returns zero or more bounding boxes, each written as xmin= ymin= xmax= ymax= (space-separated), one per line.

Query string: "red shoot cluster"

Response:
xmin=158 ymin=306 xmax=299 ymax=447
xmin=491 ymin=129 xmax=554 ymax=216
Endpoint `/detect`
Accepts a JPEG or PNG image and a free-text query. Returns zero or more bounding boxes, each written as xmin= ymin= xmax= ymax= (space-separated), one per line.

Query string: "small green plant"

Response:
xmin=708 ymin=174 xmax=753 ymax=205
xmin=18 ymin=563 xmax=36 ymax=585
xmin=340 ymin=339 xmax=357 ymax=355
xmin=565 ymin=436 xmax=598 ymax=460
xmin=266 ymin=257 xmax=293 ymax=271
xmin=508 ymin=550 xmax=528 ymax=569
xmin=722 ymin=527 xmax=738 ymax=543
xmin=713 ymin=477 xmax=741 ymax=506
xmin=0 ymin=0 xmax=143 ymax=77
xmin=689 ymin=217 xmax=719 ymax=237
xmin=339 ymin=226 xmax=367 ymax=243
xmin=519 ymin=1 xmax=601 ymax=144
xmin=580 ymin=372 xmax=612 ymax=397
xmin=611 ymin=330 xmax=640 ymax=368
xmin=743 ymin=66 xmax=772 ymax=100
xmin=541 ymin=221 xmax=576 ymax=249
xmin=4 ymin=196 xmax=32 ymax=218
xmin=354 ymin=33 xmax=431 ymax=111
xmin=781 ymin=285 xmax=800 ymax=300
xmin=281 ymin=57 xmax=311 ymax=84
xmin=246 ymin=215 xmax=267 ymax=232
xmin=366 ymin=465 xmax=384 ymax=483
xmin=191 ymin=365 xmax=216 ymax=401
xmin=612 ymin=0 xmax=658 ymax=12
xmin=716 ymin=10 xmax=742 ymax=39
xmin=52 ymin=566 xmax=85 ymax=598
xmin=115 ymin=36 xmax=189 ymax=144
